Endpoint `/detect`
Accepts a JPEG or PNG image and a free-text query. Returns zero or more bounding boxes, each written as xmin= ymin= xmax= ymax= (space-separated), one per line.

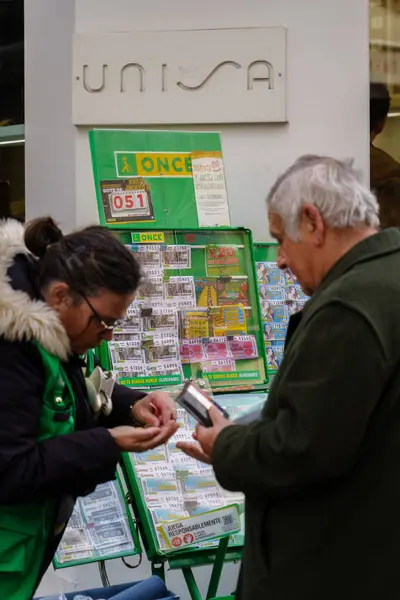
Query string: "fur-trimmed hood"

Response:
xmin=0 ymin=220 xmax=70 ymax=360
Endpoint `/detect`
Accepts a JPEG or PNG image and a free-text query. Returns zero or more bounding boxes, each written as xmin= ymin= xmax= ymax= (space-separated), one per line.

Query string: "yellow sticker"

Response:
xmin=136 ymin=153 xmax=192 ymax=177
xmin=131 ymin=232 xmax=165 ymax=243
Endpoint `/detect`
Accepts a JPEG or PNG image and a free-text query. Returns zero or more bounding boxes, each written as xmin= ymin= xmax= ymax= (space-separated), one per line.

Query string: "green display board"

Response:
xmin=53 ymin=471 xmax=141 ymax=570
xmin=89 ymin=129 xmax=229 ymax=230
xmin=99 ymin=227 xmax=268 ymax=392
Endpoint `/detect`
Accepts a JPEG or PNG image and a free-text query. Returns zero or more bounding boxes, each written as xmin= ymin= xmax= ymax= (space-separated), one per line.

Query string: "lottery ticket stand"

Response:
xmin=52 ymin=129 xmax=270 ymax=600
xmin=96 ymin=227 xmax=269 ymax=600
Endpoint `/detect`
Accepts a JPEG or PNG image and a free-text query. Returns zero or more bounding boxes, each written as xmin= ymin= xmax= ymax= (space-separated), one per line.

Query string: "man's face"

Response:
xmin=269 ymin=208 xmax=324 ymax=296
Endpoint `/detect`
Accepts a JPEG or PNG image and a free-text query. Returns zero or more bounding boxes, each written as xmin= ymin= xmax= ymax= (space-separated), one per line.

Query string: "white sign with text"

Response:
xmin=73 ymin=27 xmax=287 ymax=125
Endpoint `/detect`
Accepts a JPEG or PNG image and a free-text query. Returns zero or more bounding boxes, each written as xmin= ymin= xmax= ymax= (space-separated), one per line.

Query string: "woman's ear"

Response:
xmin=44 ymin=281 xmax=73 ymax=310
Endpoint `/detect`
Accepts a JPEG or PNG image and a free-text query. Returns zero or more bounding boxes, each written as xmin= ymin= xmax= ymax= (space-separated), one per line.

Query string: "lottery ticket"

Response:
xmin=136 ymin=277 xmax=165 ymax=307
xmin=82 ymin=482 xmax=118 ymax=506
xmin=286 ymin=300 xmax=307 ymax=316
xmin=140 ymin=475 xmax=181 ymax=500
xmin=112 ymin=332 xmax=137 ymax=342
xmin=195 ymin=278 xmax=219 ymax=307
xmin=165 ymin=276 xmax=196 ymax=308
xmin=170 ymin=427 xmax=195 ymax=443
xmin=211 ymin=304 xmax=247 ymax=336
xmin=67 ymin=505 xmax=84 ymax=529
xmin=186 ymin=494 xmax=225 ymax=515
xmin=265 ymin=262 xmax=283 ymax=286
xmin=282 ymin=269 xmax=296 ymax=286
xmin=114 ymin=306 xmax=141 ymax=333
xmin=135 ymin=463 xmax=176 ymax=479
xmin=114 ymin=365 xmax=146 ymax=384
xmin=133 ymin=446 xmax=168 ymax=465
xmin=261 ymin=300 xmax=288 ymax=323
xmin=284 ymin=285 xmax=302 ymax=301
xmin=217 ymin=280 xmax=249 ymax=306
xmin=257 ymin=262 xmax=283 ymax=286
xmin=227 ymin=335 xmax=258 ymax=360
xmin=201 ymin=359 xmax=236 ymax=373
xmin=266 ymin=342 xmax=285 ymax=370
xmin=180 ymin=338 xmax=206 ymax=364
xmin=58 ymin=527 xmax=93 ymax=553
xmin=206 ymin=245 xmax=240 ymax=277
xmin=88 ymin=518 xmax=131 ymax=550
xmin=82 ymin=503 xmax=124 ymax=527
xmin=141 ymin=307 xmax=178 ymax=334
xmin=179 ymin=467 xmax=221 ymax=499
xmin=128 ymin=244 xmax=162 ymax=269
xmin=175 ymin=408 xmax=188 ymax=428
xmin=167 ymin=442 xmax=198 ymax=468
xmin=202 ymin=337 xmax=232 ymax=360
xmin=109 ymin=339 xmax=143 ymax=366
xmin=142 ymin=336 xmax=179 ymax=363
xmin=259 ymin=285 xmax=284 ymax=301
xmin=162 ymin=245 xmax=191 ymax=270
xmin=150 ymin=506 xmax=189 ymax=525
xmin=98 ymin=541 xmax=134 ymax=557
xmin=57 ymin=550 xmax=94 ymax=564
xmin=181 ymin=308 xmax=210 ymax=339
xmin=263 ymin=322 xmax=287 ymax=343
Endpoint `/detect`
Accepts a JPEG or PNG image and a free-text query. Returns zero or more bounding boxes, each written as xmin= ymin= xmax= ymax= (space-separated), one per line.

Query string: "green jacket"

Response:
xmin=214 ymin=229 xmax=400 ymax=600
xmin=0 ymin=345 xmax=79 ymax=600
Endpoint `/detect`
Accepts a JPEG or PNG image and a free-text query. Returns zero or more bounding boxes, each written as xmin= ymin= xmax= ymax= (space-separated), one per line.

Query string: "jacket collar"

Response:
xmin=314 ymin=228 xmax=400 ymax=298
xmin=0 ymin=219 xmax=70 ymax=360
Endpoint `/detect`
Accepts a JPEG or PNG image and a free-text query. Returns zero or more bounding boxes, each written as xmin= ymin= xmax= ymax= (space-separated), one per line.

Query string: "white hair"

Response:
xmin=267 ymin=155 xmax=380 ymax=240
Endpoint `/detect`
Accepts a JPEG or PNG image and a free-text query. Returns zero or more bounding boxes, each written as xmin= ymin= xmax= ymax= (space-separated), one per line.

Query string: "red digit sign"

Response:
xmin=125 ymin=194 xmax=134 ymax=209
xmin=113 ymin=195 xmax=123 ymax=210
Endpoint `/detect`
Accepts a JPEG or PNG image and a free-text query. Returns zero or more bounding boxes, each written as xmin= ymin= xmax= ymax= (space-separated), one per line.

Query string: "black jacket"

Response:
xmin=214 ymin=229 xmax=400 ymax=600
xmin=0 ymin=225 xmax=144 ymax=581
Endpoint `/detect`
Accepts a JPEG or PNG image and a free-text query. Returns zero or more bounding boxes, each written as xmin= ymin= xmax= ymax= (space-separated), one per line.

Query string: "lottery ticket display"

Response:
xmin=54 ymin=480 xmax=138 ymax=567
xmin=124 ymin=393 xmax=266 ymax=554
xmin=105 ymin=229 xmax=268 ymax=391
xmin=256 ymin=261 xmax=309 ymax=372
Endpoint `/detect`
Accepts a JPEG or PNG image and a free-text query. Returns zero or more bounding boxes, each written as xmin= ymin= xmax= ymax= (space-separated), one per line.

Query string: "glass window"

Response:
xmin=0 ymin=0 xmax=24 ymax=221
xmin=370 ymin=0 xmax=400 ymax=227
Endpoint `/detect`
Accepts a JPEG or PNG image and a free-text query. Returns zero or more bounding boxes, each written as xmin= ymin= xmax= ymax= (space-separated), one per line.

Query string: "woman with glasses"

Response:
xmin=0 ymin=217 xmax=179 ymax=600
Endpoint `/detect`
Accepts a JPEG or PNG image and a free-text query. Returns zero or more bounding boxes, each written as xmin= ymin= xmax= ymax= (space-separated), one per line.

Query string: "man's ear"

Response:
xmin=302 ymin=204 xmax=325 ymax=246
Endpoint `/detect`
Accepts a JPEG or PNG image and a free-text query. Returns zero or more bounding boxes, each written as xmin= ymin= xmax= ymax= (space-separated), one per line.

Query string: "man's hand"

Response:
xmin=132 ymin=391 xmax=177 ymax=427
xmin=177 ymin=406 xmax=232 ymax=464
xmin=109 ymin=420 xmax=179 ymax=452
xmin=175 ymin=433 xmax=212 ymax=465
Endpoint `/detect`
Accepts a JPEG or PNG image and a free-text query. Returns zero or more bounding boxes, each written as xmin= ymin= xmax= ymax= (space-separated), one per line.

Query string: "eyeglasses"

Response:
xmin=82 ymin=295 xmax=116 ymax=332
xmin=58 ymin=253 xmax=116 ymax=332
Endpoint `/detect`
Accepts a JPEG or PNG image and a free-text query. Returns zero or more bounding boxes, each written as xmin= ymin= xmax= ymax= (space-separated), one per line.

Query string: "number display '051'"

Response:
xmin=109 ymin=191 xmax=149 ymax=216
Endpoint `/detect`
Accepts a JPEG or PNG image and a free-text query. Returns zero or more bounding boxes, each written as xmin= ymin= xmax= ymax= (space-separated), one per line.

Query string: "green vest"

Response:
xmin=0 ymin=344 xmax=84 ymax=600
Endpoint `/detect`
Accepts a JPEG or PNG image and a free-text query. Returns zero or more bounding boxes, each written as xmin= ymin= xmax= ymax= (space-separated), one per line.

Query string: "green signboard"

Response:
xmin=89 ymin=129 xmax=227 ymax=230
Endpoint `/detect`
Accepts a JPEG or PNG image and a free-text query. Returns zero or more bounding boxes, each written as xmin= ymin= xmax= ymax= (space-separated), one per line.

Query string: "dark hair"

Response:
xmin=370 ymin=83 xmax=391 ymax=133
xmin=375 ymin=178 xmax=400 ymax=229
xmin=24 ymin=217 xmax=141 ymax=297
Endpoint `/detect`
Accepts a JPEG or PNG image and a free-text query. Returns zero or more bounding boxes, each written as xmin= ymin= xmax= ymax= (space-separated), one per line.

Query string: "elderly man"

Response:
xmin=178 ymin=155 xmax=400 ymax=599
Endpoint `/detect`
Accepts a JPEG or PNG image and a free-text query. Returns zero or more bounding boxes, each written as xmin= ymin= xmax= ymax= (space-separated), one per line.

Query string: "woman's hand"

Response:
xmin=109 ymin=420 xmax=179 ymax=452
xmin=131 ymin=391 xmax=177 ymax=426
